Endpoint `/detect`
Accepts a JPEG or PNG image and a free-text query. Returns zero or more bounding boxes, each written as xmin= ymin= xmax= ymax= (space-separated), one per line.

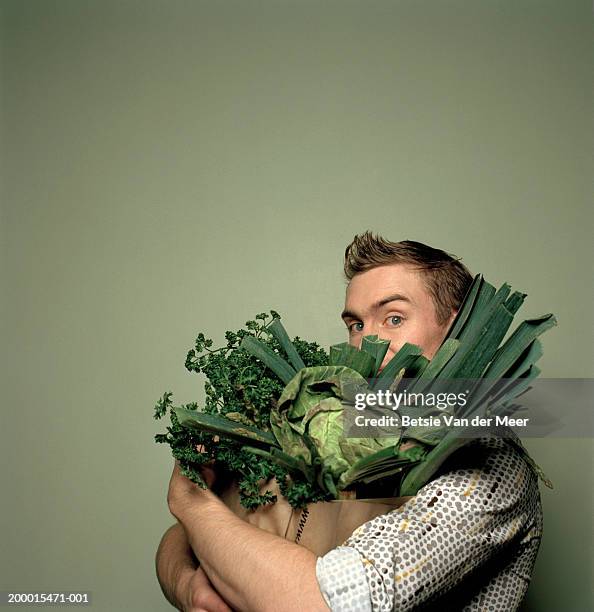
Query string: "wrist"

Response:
xmin=170 ymin=487 xmax=220 ymax=523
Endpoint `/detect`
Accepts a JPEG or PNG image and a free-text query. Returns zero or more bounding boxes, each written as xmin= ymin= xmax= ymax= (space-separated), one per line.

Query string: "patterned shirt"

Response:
xmin=316 ymin=437 xmax=543 ymax=611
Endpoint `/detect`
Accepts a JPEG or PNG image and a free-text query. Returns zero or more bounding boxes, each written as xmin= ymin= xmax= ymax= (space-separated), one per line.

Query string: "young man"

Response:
xmin=157 ymin=232 xmax=542 ymax=611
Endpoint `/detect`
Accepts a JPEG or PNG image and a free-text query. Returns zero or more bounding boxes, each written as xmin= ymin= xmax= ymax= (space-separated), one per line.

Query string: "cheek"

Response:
xmin=385 ymin=324 xmax=432 ymax=356
xmin=416 ymin=327 xmax=448 ymax=359
xmin=347 ymin=335 xmax=361 ymax=348
xmin=384 ymin=335 xmax=405 ymax=357
xmin=426 ymin=332 xmax=448 ymax=359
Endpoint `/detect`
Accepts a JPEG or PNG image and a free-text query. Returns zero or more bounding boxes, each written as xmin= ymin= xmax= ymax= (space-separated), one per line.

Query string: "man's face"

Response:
xmin=341 ymin=263 xmax=456 ymax=372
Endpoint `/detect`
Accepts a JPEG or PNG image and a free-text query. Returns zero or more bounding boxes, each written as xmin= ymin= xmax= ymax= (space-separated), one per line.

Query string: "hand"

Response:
xmin=168 ymin=442 xmax=220 ymax=516
xmin=168 ymin=460 xmax=216 ymax=519
xmin=177 ymin=566 xmax=233 ymax=612
xmin=192 ymin=443 xmax=218 ymax=489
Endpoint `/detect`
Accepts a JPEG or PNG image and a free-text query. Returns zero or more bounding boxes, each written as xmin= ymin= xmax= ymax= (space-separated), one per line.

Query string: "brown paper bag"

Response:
xmin=219 ymin=477 xmax=413 ymax=557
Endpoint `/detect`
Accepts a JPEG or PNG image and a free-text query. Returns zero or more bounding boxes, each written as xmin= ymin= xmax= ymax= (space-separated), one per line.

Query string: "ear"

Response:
xmin=445 ymin=309 xmax=458 ymax=329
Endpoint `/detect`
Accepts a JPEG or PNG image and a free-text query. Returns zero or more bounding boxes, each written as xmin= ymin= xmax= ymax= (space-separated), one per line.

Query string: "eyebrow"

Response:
xmin=341 ymin=293 xmax=413 ymax=321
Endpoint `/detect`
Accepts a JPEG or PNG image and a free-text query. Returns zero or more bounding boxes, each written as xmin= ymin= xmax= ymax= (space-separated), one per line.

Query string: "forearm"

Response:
xmin=176 ymin=493 xmax=329 ymax=612
xmin=155 ymin=522 xmax=198 ymax=610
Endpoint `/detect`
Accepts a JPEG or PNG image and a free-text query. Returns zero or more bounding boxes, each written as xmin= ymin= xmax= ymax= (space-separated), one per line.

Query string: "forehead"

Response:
xmin=344 ymin=264 xmax=432 ymax=312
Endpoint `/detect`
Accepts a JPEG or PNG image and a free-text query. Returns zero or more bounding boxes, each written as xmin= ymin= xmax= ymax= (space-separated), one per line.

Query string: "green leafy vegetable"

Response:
xmin=154 ymin=274 xmax=557 ymax=510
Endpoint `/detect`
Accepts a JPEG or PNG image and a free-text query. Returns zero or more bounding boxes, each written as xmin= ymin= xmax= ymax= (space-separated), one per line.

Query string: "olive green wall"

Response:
xmin=2 ymin=1 xmax=592 ymax=610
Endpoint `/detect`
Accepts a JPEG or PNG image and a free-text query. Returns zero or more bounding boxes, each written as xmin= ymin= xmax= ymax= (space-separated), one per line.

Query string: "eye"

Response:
xmin=348 ymin=322 xmax=364 ymax=333
xmin=386 ymin=315 xmax=403 ymax=327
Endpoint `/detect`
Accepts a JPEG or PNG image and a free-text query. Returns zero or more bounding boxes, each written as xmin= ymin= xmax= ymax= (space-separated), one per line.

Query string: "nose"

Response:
xmin=378 ymin=348 xmax=393 ymax=372
xmin=374 ymin=326 xmax=393 ymax=347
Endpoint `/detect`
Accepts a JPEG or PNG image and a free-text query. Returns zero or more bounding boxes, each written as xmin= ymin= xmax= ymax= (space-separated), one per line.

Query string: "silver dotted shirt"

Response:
xmin=316 ymin=437 xmax=543 ymax=611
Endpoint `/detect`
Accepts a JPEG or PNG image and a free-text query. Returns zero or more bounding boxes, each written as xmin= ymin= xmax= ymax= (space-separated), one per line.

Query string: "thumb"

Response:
xmin=195 ymin=444 xmax=217 ymax=488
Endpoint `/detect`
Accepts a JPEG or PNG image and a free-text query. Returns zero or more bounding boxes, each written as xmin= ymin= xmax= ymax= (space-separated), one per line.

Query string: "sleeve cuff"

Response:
xmin=316 ymin=546 xmax=373 ymax=612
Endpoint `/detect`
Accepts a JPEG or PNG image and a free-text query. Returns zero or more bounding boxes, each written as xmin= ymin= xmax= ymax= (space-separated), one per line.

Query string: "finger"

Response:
xmin=193 ymin=446 xmax=218 ymax=488
xmin=200 ymin=465 xmax=217 ymax=489
xmin=205 ymin=595 xmax=233 ymax=612
xmin=188 ymin=572 xmax=233 ymax=612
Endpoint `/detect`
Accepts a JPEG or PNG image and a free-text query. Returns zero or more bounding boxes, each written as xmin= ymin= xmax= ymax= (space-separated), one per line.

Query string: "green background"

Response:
xmin=1 ymin=1 xmax=592 ymax=610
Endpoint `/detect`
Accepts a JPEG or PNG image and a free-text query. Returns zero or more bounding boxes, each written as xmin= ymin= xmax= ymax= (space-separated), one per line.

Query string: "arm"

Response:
xmin=316 ymin=437 xmax=544 ymax=611
xmin=156 ymin=521 xmax=232 ymax=612
xmin=168 ymin=462 xmax=331 ymax=612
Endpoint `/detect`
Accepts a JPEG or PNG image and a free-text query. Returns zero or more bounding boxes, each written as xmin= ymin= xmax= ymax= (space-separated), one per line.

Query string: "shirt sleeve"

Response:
xmin=316 ymin=546 xmax=372 ymax=611
xmin=315 ymin=437 xmax=542 ymax=612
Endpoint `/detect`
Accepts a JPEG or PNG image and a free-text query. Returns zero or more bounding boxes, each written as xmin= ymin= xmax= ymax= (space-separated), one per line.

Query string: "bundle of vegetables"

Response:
xmin=154 ymin=274 xmax=556 ymax=510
